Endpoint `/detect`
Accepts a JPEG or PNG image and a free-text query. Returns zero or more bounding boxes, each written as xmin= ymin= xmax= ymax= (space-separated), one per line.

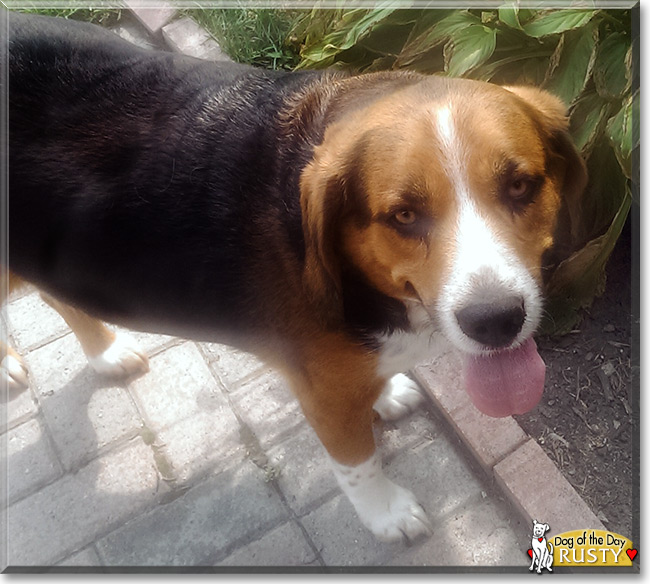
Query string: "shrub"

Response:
xmin=292 ymin=5 xmax=637 ymax=333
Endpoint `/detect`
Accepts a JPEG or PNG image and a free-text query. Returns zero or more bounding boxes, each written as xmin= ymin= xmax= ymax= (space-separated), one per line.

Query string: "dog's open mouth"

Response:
xmin=461 ymin=337 xmax=545 ymax=418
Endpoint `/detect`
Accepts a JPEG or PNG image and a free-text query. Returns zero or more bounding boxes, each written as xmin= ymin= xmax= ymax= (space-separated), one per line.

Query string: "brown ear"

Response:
xmin=503 ymin=86 xmax=588 ymax=244
xmin=300 ymin=159 xmax=347 ymax=318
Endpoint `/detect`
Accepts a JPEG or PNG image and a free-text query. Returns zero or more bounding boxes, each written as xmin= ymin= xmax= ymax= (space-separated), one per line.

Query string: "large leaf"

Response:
xmin=543 ymin=20 xmax=599 ymax=105
xmin=543 ymin=187 xmax=631 ymax=334
xmin=298 ymin=6 xmax=397 ymax=68
xmin=569 ymin=91 xmax=612 ymax=157
xmin=498 ymin=3 xmax=523 ymax=30
xmin=593 ymin=32 xmax=631 ymax=99
xmin=358 ymin=10 xmax=420 ymax=57
xmin=581 ymin=140 xmax=629 ymax=244
xmin=395 ymin=10 xmax=479 ymax=67
xmin=445 ymin=24 xmax=497 ymax=76
xmin=606 ymin=90 xmax=639 ymax=179
xmin=523 ymin=9 xmax=598 ymax=38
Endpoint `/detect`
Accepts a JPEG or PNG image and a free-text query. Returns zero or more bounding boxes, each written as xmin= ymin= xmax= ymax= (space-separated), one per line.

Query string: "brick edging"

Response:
xmin=120 ymin=1 xmax=605 ymax=539
xmin=414 ymin=349 xmax=605 ymax=535
xmin=122 ymin=1 xmax=231 ymax=62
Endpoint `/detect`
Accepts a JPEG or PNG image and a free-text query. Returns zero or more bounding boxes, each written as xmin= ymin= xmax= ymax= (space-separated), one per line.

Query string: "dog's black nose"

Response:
xmin=455 ymin=295 xmax=525 ymax=348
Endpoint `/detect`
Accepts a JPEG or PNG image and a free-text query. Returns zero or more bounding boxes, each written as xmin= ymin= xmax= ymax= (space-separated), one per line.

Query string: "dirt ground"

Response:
xmin=515 ymin=217 xmax=637 ymax=542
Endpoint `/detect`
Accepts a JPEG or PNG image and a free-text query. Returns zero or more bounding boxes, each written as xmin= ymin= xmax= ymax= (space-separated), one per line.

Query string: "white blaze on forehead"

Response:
xmin=436 ymin=105 xmax=455 ymax=146
xmin=431 ymin=102 xmax=542 ymax=353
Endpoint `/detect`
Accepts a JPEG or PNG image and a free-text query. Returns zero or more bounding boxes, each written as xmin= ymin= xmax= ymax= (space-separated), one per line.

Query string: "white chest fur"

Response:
xmin=375 ymin=302 xmax=448 ymax=378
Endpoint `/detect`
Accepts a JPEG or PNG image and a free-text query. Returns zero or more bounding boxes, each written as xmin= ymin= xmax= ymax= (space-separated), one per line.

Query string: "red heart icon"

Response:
xmin=528 ymin=549 xmax=533 ymax=558
xmin=626 ymin=549 xmax=638 ymax=561
xmin=538 ymin=537 xmax=544 ymax=542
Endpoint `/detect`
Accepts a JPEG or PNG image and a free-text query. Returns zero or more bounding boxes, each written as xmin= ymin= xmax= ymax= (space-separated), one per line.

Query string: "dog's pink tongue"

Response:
xmin=462 ymin=338 xmax=545 ymax=418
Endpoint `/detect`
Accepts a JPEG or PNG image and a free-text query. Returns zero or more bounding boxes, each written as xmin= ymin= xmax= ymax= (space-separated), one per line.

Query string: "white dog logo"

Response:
xmin=529 ymin=519 xmax=554 ymax=573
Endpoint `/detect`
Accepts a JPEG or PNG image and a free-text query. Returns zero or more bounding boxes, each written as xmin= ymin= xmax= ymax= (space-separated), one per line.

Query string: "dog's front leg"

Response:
xmin=529 ymin=548 xmax=538 ymax=571
xmin=288 ymin=340 xmax=431 ymax=543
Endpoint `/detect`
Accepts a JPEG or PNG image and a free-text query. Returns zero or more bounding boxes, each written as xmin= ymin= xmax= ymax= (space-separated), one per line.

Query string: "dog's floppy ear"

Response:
xmin=300 ymin=158 xmax=348 ymax=319
xmin=503 ymin=86 xmax=588 ymax=243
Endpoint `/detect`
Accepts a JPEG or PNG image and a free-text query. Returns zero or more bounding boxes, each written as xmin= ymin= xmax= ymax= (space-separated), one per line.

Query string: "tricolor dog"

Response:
xmin=3 ymin=13 xmax=586 ymax=541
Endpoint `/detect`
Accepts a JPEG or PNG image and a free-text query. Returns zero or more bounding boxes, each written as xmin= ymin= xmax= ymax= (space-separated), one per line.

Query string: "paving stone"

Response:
xmin=416 ymin=352 xmax=529 ymax=470
xmin=384 ymin=496 xmax=527 ymax=567
xmin=7 ymin=438 xmax=160 ymax=567
xmin=414 ymin=349 xmax=467 ymax=416
xmin=130 ymin=342 xmax=231 ymax=432
xmin=375 ymin=408 xmax=442 ymax=459
xmin=200 ymin=342 xmax=268 ymax=389
xmin=384 ymin=438 xmax=485 ymax=521
xmin=216 ymin=521 xmax=319 ymax=567
xmin=24 ymin=334 xmax=143 ymax=470
xmin=123 ymin=1 xmax=176 ymax=34
xmin=266 ymin=427 xmax=337 ymax=516
xmin=96 ymin=461 xmax=288 ymax=567
xmin=155 ymin=411 xmax=244 ymax=485
xmin=110 ymin=17 xmax=158 ymax=50
xmin=121 ymin=328 xmax=179 ymax=358
xmin=230 ymin=371 xmax=305 ymax=449
xmin=5 ymin=417 xmax=61 ymax=505
xmin=300 ymin=437 xmax=485 ymax=566
xmin=300 ymin=494 xmax=394 ymax=567
xmin=1 ymin=383 xmax=37 ymax=433
xmin=494 ymin=438 xmax=605 ymax=535
xmin=56 ymin=546 xmax=102 ymax=567
xmin=6 ymin=292 xmax=68 ymax=352
xmin=162 ymin=16 xmax=232 ymax=62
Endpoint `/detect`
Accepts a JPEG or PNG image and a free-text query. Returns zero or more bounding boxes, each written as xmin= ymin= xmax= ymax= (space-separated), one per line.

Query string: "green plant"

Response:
xmin=15 ymin=6 xmax=123 ymax=27
xmin=293 ymin=5 xmax=637 ymax=334
xmin=185 ymin=8 xmax=306 ymax=70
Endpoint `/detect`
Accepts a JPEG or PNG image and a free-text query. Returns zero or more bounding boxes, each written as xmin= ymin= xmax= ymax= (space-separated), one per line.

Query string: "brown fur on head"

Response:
xmin=300 ymin=77 xmax=587 ymax=342
xmin=503 ymin=86 xmax=587 ymax=244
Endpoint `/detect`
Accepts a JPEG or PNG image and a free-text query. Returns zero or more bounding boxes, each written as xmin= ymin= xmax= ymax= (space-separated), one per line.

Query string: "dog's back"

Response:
xmin=9 ymin=12 xmax=325 ymax=343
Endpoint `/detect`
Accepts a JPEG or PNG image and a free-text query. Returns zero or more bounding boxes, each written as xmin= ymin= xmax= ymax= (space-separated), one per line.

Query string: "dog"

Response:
xmin=530 ymin=520 xmax=554 ymax=573
xmin=3 ymin=12 xmax=586 ymax=542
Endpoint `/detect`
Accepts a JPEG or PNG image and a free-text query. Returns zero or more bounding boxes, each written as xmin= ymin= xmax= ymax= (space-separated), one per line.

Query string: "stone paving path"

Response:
xmin=2 ymin=10 xmax=534 ymax=571
xmin=3 ymin=287 xmax=529 ymax=569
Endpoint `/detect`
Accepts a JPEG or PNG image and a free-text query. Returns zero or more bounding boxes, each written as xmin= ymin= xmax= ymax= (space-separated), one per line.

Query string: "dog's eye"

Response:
xmin=386 ymin=208 xmax=432 ymax=239
xmin=501 ymin=171 xmax=544 ymax=211
xmin=508 ymin=178 xmax=530 ymax=199
xmin=393 ymin=209 xmax=417 ymax=225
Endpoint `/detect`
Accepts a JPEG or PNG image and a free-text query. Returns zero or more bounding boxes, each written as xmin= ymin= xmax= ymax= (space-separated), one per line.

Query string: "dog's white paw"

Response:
xmin=1 ymin=353 xmax=29 ymax=392
xmin=357 ymin=480 xmax=432 ymax=542
xmin=331 ymin=453 xmax=431 ymax=543
xmin=373 ymin=373 xmax=424 ymax=421
xmin=88 ymin=332 xmax=149 ymax=378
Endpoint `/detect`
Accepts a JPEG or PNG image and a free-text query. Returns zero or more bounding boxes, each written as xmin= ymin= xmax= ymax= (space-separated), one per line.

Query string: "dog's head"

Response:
xmin=532 ymin=520 xmax=550 ymax=538
xmin=301 ymin=76 xmax=586 ymax=416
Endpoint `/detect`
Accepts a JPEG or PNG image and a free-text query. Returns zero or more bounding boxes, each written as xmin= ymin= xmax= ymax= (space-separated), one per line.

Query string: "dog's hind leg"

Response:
xmin=1 ymin=270 xmax=30 ymax=392
xmin=40 ymin=292 xmax=149 ymax=379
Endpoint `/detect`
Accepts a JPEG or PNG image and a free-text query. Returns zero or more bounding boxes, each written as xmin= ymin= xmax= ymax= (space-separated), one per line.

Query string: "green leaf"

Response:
xmin=298 ymin=6 xmax=397 ymax=68
xmin=445 ymin=25 xmax=498 ymax=77
xmin=498 ymin=3 xmax=523 ymax=30
xmin=543 ymin=20 xmax=599 ymax=106
xmin=396 ymin=10 xmax=479 ymax=67
xmin=593 ymin=32 xmax=631 ymax=100
xmin=569 ymin=91 xmax=612 ymax=157
xmin=358 ymin=13 xmax=417 ymax=56
xmin=543 ymin=186 xmax=631 ymax=334
xmin=523 ymin=9 xmax=598 ymax=38
xmin=606 ymin=90 xmax=639 ymax=179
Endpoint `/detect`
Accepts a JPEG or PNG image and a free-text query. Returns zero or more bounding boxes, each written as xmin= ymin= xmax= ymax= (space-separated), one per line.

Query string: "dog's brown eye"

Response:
xmin=394 ymin=210 xmax=417 ymax=225
xmin=508 ymin=178 xmax=531 ymax=199
xmin=500 ymin=168 xmax=544 ymax=212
